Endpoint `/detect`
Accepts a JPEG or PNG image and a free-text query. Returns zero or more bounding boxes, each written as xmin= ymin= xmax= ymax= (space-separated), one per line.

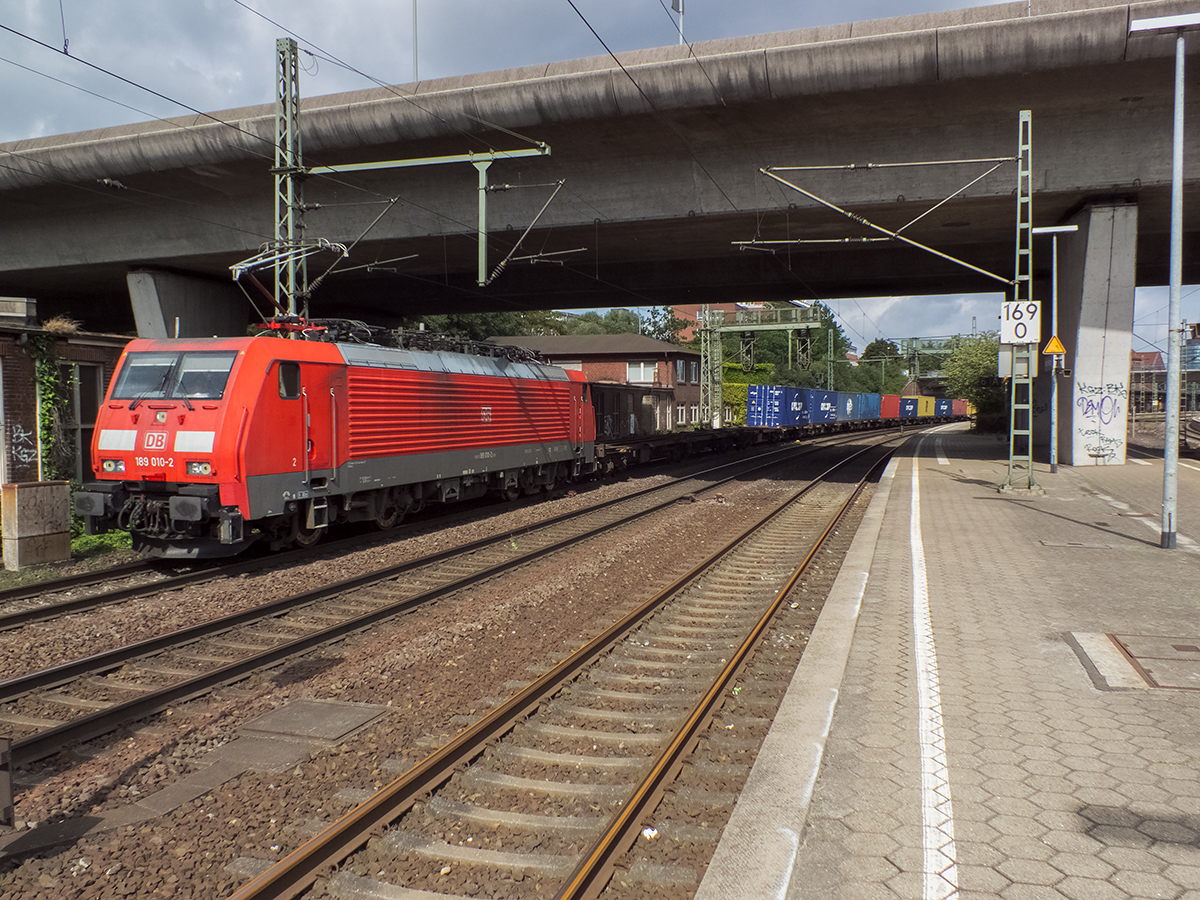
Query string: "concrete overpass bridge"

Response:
xmin=0 ymin=0 xmax=1197 ymax=465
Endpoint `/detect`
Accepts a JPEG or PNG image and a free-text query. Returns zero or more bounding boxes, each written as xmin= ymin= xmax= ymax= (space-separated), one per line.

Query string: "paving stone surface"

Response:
xmin=786 ymin=428 xmax=1200 ymax=900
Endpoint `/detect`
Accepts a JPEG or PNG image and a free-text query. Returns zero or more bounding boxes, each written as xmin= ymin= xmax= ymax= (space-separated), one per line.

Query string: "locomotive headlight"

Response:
xmin=186 ymin=461 xmax=213 ymax=476
xmin=101 ymin=459 xmax=126 ymax=473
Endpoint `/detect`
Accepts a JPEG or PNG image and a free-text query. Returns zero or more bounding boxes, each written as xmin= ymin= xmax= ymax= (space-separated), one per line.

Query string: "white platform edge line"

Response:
xmin=693 ymin=449 xmax=904 ymax=900
xmin=912 ymin=438 xmax=959 ymax=900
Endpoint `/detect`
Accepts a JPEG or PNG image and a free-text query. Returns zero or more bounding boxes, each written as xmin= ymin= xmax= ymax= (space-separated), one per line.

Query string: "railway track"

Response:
xmin=223 ymin=436 xmax=897 ymax=900
xmin=0 ymin=436 xmax=843 ymax=633
xmin=0 ymin=433 xmax=879 ymax=770
xmin=0 ymin=490 xmax=575 ymax=631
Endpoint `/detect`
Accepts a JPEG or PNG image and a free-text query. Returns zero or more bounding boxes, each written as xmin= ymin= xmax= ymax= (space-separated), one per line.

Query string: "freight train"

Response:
xmin=746 ymin=384 xmax=968 ymax=429
xmin=74 ymin=320 xmax=965 ymax=558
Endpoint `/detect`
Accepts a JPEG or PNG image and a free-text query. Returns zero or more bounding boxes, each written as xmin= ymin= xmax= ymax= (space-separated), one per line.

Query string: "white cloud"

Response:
xmin=0 ymin=0 xmax=1015 ymax=142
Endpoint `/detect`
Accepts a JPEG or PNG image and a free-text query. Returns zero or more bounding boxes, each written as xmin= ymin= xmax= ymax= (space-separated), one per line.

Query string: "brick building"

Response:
xmin=490 ymin=333 xmax=702 ymax=436
xmin=672 ymin=304 xmax=741 ymax=342
xmin=0 ymin=300 xmax=131 ymax=484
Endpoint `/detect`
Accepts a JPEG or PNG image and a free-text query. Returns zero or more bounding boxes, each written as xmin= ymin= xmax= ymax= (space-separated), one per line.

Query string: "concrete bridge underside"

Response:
xmin=1 ymin=0 xmax=1198 ymax=465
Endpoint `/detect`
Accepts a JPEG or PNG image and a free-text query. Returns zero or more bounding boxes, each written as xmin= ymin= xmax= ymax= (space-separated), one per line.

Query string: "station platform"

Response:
xmin=696 ymin=424 xmax=1200 ymax=900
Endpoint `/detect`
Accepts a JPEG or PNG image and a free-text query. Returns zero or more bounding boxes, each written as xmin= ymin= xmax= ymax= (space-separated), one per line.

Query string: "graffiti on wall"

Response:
xmin=1075 ymin=381 xmax=1126 ymax=462
xmin=10 ymin=423 xmax=37 ymax=466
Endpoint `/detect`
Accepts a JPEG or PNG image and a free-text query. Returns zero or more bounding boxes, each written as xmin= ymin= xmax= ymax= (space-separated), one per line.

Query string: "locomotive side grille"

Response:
xmin=346 ymin=370 xmax=574 ymax=459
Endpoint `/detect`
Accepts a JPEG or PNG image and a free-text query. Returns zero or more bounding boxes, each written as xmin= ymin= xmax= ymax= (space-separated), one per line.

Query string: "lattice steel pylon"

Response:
xmin=699 ymin=306 xmax=723 ymax=429
xmin=1001 ymin=110 xmax=1038 ymax=492
xmin=275 ymin=37 xmax=307 ymax=317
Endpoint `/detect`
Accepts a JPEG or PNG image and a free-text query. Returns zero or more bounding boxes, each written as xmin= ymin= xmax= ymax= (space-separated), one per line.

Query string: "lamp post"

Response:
xmin=1130 ymin=12 xmax=1200 ymax=549
xmin=1032 ymin=225 xmax=1078 ymax=475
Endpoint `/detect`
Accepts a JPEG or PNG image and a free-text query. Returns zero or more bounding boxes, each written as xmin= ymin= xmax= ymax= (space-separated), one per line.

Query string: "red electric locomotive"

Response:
xmin=75 ymin=325 xmax=597 ymax=558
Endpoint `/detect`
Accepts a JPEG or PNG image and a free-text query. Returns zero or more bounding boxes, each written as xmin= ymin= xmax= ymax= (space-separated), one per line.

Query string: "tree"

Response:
xmin=641 ymin=306 xmax=687 ymax=344
xmin=560 ymin=307 xmax=685 ymax=342
xmin=941 ymin=332 xmax=1006 ymax=431
xmin=858 ymin=339 xmax=909 ymax=394
xmin=751 ymin=302 xmax=861 ymax=391
xmin=419 ymin=310 xmax=567 ymax=341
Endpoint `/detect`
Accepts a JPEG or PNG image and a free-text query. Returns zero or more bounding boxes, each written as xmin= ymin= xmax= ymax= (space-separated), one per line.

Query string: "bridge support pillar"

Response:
xmin=127 ymin=270 xmax=249 ymax=339
xmin=1035 ymin=201 xmax=1138 ymax=466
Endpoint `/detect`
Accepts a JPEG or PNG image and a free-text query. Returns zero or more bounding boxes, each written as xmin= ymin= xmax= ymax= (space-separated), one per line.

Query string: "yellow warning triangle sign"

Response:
xmin=1043 ymin=335 xmax=1065 ymax=355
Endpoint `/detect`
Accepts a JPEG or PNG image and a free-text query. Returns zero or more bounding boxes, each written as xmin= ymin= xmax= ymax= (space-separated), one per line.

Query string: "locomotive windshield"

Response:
xmin=112 ymin=351 xmax=238 ymax=402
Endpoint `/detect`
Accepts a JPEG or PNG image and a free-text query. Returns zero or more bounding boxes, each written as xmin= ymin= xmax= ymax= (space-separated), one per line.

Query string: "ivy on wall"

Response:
xmin=25 ymin=333 xmax=77 ymax=481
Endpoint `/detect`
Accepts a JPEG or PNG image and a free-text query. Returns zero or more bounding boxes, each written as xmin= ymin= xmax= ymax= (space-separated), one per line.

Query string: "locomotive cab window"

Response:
xmin=111 ymin=351 xmax=237 ymax=401
xmin=278 ymin=361 xmax=301 ymax=399
xmin=172 ymin=353 xmax=238 ymax=398
xmin=111 ymin=352 xmax=176 ymax=398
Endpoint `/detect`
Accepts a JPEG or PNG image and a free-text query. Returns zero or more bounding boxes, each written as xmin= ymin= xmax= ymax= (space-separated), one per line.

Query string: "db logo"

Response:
xmin=144 ymin=432 xmax=168 ymax=450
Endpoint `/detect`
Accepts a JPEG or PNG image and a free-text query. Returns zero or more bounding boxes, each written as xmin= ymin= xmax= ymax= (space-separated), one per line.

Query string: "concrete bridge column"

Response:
xmin=1038 ymin=202 xmax=1137 ymax=466
xmin=127 ymin=270 xmax=249 ymax=339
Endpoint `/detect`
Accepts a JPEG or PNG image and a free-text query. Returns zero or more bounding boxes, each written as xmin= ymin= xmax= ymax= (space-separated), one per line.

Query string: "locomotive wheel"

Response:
xmin=294 ymin=525 xmax=323 ymax=549
xmin=374 ymin=503 xmax=402 ymax=530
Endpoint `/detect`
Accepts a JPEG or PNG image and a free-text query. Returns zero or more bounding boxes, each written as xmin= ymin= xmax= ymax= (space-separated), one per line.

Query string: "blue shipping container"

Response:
xmin=781 ymin=387 xmax=808 ymax=427
xmin=798 ymin=388 xmax=839 ymax=425
xmin=935 ymin=398 xmax=952 ymax=417
xmin=836 ymin=392 xmax=856 ymax=422
xmin=747 ymin=384 xmax=784 ymax=428
xmin=859 ymin=393 xmax=882 ymax=421
xmin=898 ymin=397 xmax=919 ymax=418
xmin=746 ymin=385 xmax=764 ymax=427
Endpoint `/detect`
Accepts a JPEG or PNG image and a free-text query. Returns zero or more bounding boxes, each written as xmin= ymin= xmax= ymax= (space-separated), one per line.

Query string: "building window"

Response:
xmin=690 ymin=403 xmax=699 ymax=423
xmin=676 ymin=402 xmax=686 ymax=425
xmin=675 ymin=359 xmax=685 ymax=383
xmin=627 ymin=361 xmax=656 ymax=383
xmin=690 ymin=360 xmax=699 ymax=383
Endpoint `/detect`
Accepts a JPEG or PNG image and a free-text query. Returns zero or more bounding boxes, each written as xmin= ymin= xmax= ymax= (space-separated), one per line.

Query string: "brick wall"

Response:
xmin=0 ymin=331 xmax=130 ymax=484
xmin=0 ymin=338 xmax=41 ymax=483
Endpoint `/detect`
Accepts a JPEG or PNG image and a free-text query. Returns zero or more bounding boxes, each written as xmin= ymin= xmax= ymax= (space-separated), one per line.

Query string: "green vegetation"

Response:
xmin=721 ymin=382 xmax=749 ymax=426
xmin=564 ymin=307 xmax=686 ymax=343
xmin=72 ymin=529 xmax=132 ymax=559
xmin=695 ymin=303 xmax=907 ymax=393
xmin=941 ymin=332 xmax=1006 ymax=431
xmin=417 ymin=309 xmax=567 ymax=341
xmin=855 ymin=339 xmax=911 ymax=395
xmin=416 ymin=306 xmax=686 ymax=344
xmin=26 ymin=332 xmax=77 ymax=481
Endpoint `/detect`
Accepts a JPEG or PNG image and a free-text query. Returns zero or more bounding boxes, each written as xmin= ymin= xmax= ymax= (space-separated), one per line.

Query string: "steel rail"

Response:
xmin=0 ymin=438 xmax=811 ymax=632
xmin=0 ymin=441 xmax=806 ymax=698
xmin=223 ymin=438 xmax=897 ymax=900
xmin=5 ymin=441 xmax=828 ymax=766
xmin=557 ymin=445 xmax=893 ymax=900
xmin=0 ymin=559 xmax=156 ymax=611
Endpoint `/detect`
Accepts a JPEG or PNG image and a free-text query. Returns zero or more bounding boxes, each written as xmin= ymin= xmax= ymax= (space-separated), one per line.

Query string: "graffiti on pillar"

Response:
xmin=10 ymin=423 xmax=38 ymax=465
xmin=1075 ymin=381 xmax=1127 ymax=462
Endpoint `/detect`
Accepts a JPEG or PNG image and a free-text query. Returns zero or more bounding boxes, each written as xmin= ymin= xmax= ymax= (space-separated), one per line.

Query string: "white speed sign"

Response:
xmin=1001 ymin=301 xmax=1041 ymax=345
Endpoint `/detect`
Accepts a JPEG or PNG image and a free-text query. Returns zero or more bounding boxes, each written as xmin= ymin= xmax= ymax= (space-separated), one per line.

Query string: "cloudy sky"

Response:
xmin=1 ymin=0 xmax=1020 ymax=143
xmin=0 ymin=0 xmax=1188 ymax=345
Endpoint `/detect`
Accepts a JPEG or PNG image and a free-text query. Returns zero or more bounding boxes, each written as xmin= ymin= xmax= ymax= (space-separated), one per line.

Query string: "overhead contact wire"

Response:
xmin=563 ymin=0 xmax=740 ymax=214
